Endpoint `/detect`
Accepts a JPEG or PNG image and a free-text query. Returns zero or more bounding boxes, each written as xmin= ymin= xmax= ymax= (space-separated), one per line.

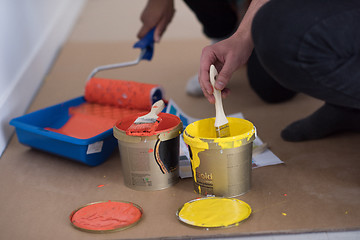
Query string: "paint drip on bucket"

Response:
xmin=183 ymin=117 xmax=256 ymax=197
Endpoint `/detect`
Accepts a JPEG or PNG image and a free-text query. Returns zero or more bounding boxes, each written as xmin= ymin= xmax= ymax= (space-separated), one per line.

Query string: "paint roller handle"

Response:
xmin=85 ymin=28 xmax=155 ymax=82
xmin=133 ymin=28 xmax=155 ymax=61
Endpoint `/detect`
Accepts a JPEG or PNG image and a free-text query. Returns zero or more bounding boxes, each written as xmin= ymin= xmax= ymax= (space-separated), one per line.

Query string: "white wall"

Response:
xmin=0 ymin=0 xmax=85 ymax=156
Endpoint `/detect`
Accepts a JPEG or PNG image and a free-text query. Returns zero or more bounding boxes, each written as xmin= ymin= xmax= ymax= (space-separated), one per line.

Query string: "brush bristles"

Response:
xmin=215 ymin=123 xmax=230 ymax=138
xmin=126 ymin=118 xmax=161 ymax=136
xmin=133 ymin=117 xmax=157 ymax=124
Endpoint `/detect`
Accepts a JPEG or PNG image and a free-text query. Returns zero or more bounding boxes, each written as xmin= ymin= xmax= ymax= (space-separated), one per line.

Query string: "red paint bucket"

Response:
xmin=114 ymin=113 xmax=182 ymax=190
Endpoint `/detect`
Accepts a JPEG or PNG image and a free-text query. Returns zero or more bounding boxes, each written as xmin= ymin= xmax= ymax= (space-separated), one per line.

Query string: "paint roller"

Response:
xmin=45 ymin=29 xmax=164 ymax=139
xmin=46 ymin=78 xmax=164 ymax=139
xmin=84 ymin=28 xmax=163 ymax=110
xmin=84 ymin=78 xmax=163 ymax=111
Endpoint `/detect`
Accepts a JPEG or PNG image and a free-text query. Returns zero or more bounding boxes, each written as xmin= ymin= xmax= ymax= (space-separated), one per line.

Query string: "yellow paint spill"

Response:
xmin=178 ymin=197 xmax=251 ymax=228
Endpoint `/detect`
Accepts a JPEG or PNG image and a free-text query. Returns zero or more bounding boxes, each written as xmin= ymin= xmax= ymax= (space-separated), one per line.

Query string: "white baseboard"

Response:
xmin=0 ymin=0 xmax=86 ymax=156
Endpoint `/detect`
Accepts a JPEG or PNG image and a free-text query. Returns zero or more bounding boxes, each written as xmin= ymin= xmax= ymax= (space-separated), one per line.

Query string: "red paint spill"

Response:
xmin=71 ymin=201 xmax=142 ymax=231
xmin=97 ymin=184 xmax=105 ymax=188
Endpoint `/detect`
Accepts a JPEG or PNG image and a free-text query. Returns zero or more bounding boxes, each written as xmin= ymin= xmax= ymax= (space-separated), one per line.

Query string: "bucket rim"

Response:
xmin=183 ymin=117 xmax=256 ymax=146
xmin=113 ymin=118 xmax=183 ymax=143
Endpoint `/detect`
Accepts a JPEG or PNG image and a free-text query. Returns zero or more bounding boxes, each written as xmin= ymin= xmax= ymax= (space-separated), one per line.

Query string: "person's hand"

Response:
xmin=199 ymin=34 xmax=253 ymax=103
xmin=137 ymin=0 xmax=175 ymax=42
xmin=198 ymin=0 xmax=268 ymax=103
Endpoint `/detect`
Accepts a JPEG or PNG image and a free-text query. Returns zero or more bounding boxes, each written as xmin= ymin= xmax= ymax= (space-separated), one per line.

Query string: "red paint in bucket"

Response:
xmin=116 ymin=112 xmax=181 ymax=136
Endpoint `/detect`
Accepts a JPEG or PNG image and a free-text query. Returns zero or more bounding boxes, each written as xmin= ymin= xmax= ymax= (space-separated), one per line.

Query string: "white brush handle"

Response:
xmin=209 ymin=65 xmax=228 ymax=128
xmin=144 ymin=99 xmax=165 ymax=119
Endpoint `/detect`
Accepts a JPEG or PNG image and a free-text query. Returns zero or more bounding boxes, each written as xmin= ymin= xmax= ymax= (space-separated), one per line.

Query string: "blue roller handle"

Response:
xmin=133 ymin=28 xmax=155 ymax=61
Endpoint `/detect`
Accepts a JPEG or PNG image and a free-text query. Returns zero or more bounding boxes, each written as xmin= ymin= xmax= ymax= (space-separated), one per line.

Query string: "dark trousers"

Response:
xmin=184 ymin=0 xmax=360 ymax=110
xmin=183 ymin=0 xmax=239 ymax=38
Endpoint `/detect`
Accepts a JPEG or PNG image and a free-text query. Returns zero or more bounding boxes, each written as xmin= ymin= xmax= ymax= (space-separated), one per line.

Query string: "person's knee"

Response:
xmin=250 ymin=1 xmax=308 ymax=90
xmin=183 ymin=0 xmax=238 ymax=39
xmin=247 ymin=51 xmax=297 ymax=103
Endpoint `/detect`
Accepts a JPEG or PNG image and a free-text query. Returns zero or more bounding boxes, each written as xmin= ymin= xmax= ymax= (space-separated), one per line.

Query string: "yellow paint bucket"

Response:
xmin=183 ymin=117 xmax=256 ymax=197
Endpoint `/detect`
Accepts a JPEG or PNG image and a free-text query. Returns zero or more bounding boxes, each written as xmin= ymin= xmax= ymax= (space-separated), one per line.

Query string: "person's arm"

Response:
xmin=137 ymin=0 xmax=175 ymax=42
xmin=199 ymin=0 xmax=269 ymax=103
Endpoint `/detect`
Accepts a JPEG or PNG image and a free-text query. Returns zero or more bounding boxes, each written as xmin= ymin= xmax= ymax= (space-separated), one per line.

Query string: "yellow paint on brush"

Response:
xmin=178 ymin=197 xmax=251 ymax=228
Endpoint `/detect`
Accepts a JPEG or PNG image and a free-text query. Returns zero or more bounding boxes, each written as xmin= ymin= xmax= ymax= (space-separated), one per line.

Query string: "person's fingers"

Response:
xmin=199 ymin=46 xmax=217 ymax=96
xmin=205 ymin=91 xmax=215 ymax=104
xmin=137 ymin=25 xmax=152 ymax=39
xmin=200 ymin=78 xmax=215 ymax=104
xmin=154 ymin=20 xmax=168 ymax=42
xmin=200 ymin=82 xmax=229 ymax=104
xmin=221 ymin=88 xmax=231 ymax=98
xmin=153 ymin=27 xmax=162 ymax=42
xmin=137 ymin=24 xmax=163 ymax=42
xmin=215 ymin=61 xmax=237 ymax=91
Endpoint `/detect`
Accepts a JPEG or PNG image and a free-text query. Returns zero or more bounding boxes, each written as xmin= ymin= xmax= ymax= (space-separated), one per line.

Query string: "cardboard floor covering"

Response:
xmin=2 ymin=38 xmax=360 ymax=240
xmin=1 ymin=1 xmax=360 ymax=239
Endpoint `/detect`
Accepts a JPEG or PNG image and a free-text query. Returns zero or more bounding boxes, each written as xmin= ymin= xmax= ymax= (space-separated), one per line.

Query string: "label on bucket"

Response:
xmin=131 ymin=173 xmax=152 ymax=187
xmin=118 ymin=137 xmax=180 ymax=191
xmin=190 ymin=144 xmax=252 ymax=197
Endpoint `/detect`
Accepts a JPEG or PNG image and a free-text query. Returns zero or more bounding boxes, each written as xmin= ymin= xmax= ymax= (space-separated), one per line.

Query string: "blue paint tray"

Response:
xmin=10 ymin=97 xmax=117 ymax=166
xmin=10 ymin=29 xmax=159 ymax=166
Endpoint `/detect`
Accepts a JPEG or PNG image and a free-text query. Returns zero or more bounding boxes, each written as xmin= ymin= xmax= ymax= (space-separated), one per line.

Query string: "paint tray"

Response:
xmin=10 ymin=97 xmax=115 ymax=166
xmin=10 ymin=90 xmax=164 ymax=166
xmin=10 ymin=29 xmax=162 ymax=166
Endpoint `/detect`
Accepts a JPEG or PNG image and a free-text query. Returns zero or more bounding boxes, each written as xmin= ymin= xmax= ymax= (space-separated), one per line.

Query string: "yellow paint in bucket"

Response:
xmin=176 ymin=197 xmax=251 ymax=228
xmin=183 ymin=117 xmax=255 ymax=197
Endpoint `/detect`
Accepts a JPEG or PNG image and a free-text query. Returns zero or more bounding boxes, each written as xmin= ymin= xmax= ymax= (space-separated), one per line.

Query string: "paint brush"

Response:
xmin=209 ymin=65 xmax=230 ymax=138
xmin=126 ymin=100 xmax=165 ymax=136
